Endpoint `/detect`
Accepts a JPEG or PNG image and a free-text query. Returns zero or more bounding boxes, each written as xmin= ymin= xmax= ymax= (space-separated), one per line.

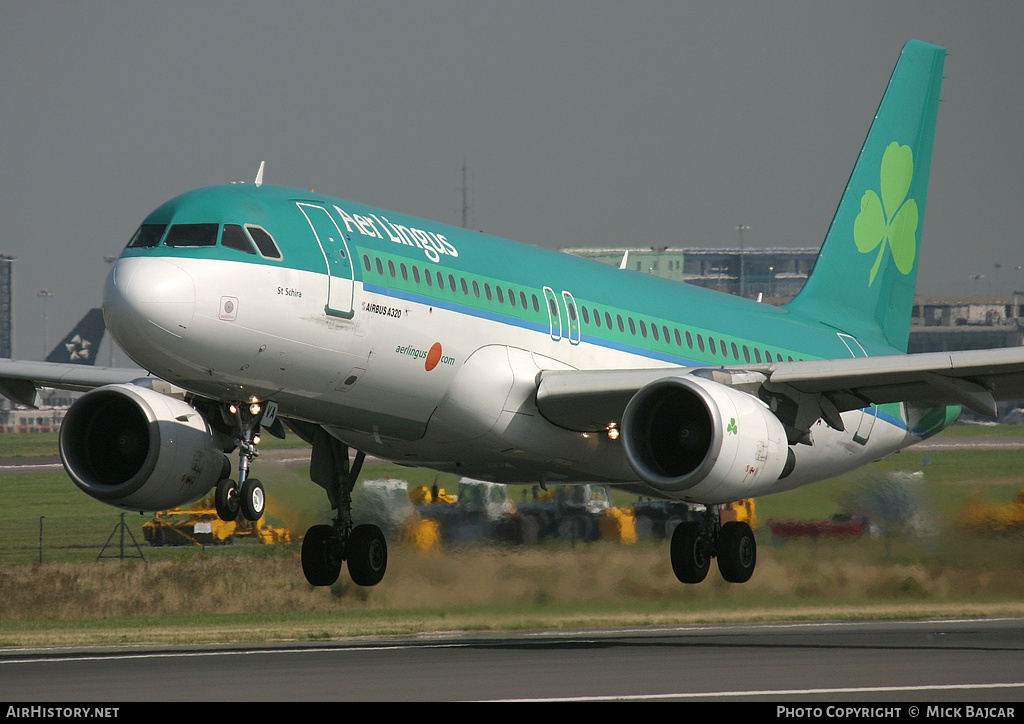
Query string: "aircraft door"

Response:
xmin=837 ymin=333 xmax=877 ymax=444
xmin=542 ymin=286 xmax=561 ymax=341
xmin=561 ymin=291 xmax=580 ymax=345
xmin=297 ymin=203 xmax=355 ymax=318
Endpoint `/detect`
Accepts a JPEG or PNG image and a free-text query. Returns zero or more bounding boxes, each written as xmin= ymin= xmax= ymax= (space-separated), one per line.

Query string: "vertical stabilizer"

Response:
xmin=45 ymin=308 xmax=106 ymax=365
xmin=785 ymin=41 xmax=945 ymax=352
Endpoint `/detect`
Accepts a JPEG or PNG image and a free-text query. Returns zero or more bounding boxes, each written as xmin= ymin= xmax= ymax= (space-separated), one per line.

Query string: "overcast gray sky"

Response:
xmin=2 ymin=1 xmax=1021 ymax=362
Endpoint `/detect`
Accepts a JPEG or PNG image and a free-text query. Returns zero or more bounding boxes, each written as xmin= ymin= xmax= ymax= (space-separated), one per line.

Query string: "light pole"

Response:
xmin=736 ymin=225 xmax=751 ymax=297
xmin=104 ymin=256 xmax=117 ymax=366
xmin=37 ymin=289 xmax=53 ymax=359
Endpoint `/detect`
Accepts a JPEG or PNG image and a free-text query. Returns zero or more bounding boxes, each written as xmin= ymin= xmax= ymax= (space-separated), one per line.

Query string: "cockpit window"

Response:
xmin=164 ymin=223 xmax=219 ymax=247
xmin=127 ymin=224 xmax=167 ymax=248
xmin=245 ymin=225 xmax=282 ymax=259
xmin=221 ymin=224 xmax=257 ymax=255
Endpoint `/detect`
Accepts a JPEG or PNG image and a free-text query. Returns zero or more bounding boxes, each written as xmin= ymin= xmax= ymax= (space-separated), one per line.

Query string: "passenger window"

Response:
xmin=246 ymin=226 xmax=283 ymax=259
xmin=127 ymin=224 xmax=167 ymax=249
xmin=222 ymin=224 xmax=256 ymax=254
xmin=165 ymin=223 xmax=218 ymax=247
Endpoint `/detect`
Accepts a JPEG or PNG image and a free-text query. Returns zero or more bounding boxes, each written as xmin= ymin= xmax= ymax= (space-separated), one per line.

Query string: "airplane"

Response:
xmin=2 ymin=40 xmax=1023 ymax=588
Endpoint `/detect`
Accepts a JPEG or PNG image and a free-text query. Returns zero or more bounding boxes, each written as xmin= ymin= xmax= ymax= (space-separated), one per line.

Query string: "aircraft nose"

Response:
xmin=104 ymin=258 xmax=196 ymax=347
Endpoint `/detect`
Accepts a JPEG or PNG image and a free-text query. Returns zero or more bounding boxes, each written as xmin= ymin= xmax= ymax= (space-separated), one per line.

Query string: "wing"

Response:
xmin=536 ymin=346 xmax=1024 ymax=437
xmin=0 ymin=359 xmax=153 ymax=407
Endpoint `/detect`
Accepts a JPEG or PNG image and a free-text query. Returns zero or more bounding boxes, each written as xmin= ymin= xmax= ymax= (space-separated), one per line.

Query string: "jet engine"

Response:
xmin=59 ymin=384 xmax=231 ymax=512
xmin=621 ymin=375 xmax=791 ymax=502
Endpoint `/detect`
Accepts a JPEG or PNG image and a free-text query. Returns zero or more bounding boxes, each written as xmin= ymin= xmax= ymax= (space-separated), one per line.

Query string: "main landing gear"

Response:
xmin=300 ymin=428 xmax=387 ymax=587
xmin=670 ymin=506 xmax=756 ymax=584
xmin=215 ymin=401 xmax=267 ymax=523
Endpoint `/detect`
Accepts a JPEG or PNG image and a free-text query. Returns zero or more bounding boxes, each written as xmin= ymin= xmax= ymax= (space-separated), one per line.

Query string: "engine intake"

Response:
xmin=621 ymin=376 xmax=790 ymax=501
xmin=60 ymin=384 xmax=230 ymax=511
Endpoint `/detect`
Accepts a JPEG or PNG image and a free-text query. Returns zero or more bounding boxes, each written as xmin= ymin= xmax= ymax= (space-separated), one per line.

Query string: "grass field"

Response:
xmin=2 ymin=425 xmax=1024 ymax=647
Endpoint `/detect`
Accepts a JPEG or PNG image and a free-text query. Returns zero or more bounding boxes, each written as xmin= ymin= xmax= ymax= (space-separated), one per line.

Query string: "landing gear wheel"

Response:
xmin=215 ymin=479 xmax=239 ymax=522
xmin=347 ymin=524 xmax=388 ymax=587
xmin=671 ymin=521 xmax=710 ymax=584
xmin=717 ymin=521 xmax=756 ymax=583
xmin=302 ymin=524 xmax=341 ymax=586
xmin=239 ymin=478 xmax=265 ymax=521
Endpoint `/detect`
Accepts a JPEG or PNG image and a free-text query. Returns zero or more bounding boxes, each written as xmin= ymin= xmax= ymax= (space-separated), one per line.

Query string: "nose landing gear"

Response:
xmin=214 ymin=401 xmax=268 ymax=523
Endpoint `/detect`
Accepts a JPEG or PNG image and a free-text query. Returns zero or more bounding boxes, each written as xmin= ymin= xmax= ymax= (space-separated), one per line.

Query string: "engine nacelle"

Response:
xmin=59 ymin=384 xmax=231 ymax=512
xmin=621 ymin=375 xmax=790 ymax=502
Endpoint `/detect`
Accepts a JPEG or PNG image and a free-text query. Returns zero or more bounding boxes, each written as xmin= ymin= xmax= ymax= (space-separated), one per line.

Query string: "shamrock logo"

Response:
xmin=727 ymin=418 xmax=738 ymax=435
xmin=853 ymin=142 xmax=918 ymax=285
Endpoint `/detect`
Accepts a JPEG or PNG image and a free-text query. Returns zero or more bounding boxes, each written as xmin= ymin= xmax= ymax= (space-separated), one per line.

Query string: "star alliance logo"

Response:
xmin=64 ymin=334 xmax=92 ymax=361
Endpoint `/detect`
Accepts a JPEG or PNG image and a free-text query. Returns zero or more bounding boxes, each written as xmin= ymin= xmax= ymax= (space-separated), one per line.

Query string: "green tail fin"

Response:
xmin=785 ymin=40 xmax=945 ymax=352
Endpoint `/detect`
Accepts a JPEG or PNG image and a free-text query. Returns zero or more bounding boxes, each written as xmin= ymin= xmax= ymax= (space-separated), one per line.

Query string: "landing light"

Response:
xmin=606 ymin=423 xmax=620 ymax=441
xmin=249 ymin=402 xmax=261 ymax=416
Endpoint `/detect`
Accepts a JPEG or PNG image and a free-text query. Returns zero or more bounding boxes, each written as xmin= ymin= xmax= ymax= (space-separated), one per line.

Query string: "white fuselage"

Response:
xmin=104 ymin=253 xmax=922 ymax=504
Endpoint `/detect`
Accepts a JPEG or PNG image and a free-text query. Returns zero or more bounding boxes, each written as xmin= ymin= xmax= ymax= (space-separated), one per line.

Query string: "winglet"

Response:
xmin=255 ymin=161 xmax=265 ymax=188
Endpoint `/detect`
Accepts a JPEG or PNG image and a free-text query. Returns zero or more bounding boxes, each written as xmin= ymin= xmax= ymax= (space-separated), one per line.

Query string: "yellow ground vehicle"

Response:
xmin=143 ymin=498 xmax=292 ymax=546
xmin=956 ymin=490 xmax=1024 ymax=533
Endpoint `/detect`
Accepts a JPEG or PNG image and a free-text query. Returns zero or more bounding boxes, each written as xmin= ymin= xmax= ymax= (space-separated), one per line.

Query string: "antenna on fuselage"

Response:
xmin=254 ymin=161 xmax=265 ymax=188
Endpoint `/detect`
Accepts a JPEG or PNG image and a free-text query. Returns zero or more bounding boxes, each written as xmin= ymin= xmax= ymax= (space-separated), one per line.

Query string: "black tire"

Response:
xmin=239 ymin=478 xmax=265 ymax=521
xmin=670 ymin=521 xmax=710 ymax=584
xmin=215 ymin=478 xmax=239 ymax=522
xmin=718 ymin=521 xmax=756 ymax=583
xmin=302 ymin=524 xmax=341 ymax=586
xmin=347 ymin=524 xmax=387 ymax=586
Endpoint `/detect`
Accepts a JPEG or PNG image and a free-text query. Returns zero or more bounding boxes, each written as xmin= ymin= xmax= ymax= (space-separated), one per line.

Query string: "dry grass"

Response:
xmin=2 ymin=534 xmax=1024 ymax=647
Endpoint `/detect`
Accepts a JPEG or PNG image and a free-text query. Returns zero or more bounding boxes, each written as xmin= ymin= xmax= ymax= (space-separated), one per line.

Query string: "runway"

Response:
xmin=2 ymin=618 xmax=1023 ymax=702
